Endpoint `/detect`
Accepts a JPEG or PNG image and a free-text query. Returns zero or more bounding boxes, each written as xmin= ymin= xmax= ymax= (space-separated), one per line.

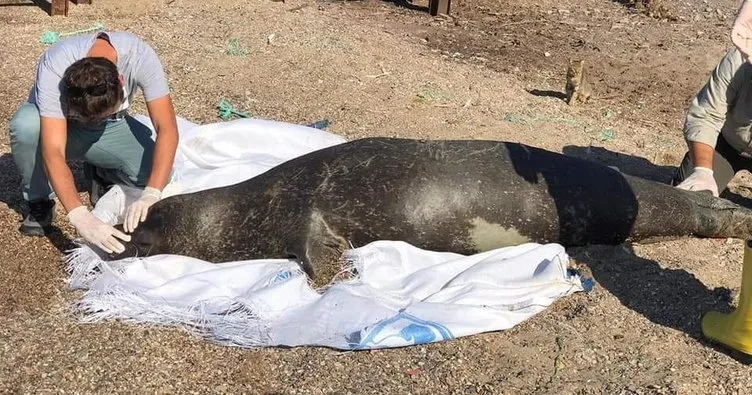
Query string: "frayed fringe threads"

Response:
xmin=64 ymin=242 xmax=106 ymax=289
xmin=63 ymin=243 xmax=310 ymax=348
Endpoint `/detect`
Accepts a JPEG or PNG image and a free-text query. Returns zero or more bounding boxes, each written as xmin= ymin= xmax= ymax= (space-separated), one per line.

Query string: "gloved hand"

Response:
xmin=733 ymin=0 xmax=752 ymax=59
xmin=675 ymin=167 xmax=719 ymax=197
xmin=67 ymin=206 xmax=131 ymax=254
xmin=124 ymin=186 xmax=162 ymax=233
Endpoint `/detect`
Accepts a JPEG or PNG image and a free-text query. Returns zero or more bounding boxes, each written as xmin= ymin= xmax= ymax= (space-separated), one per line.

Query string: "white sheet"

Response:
xmin=65 ymin=115 xmax=591 ymax=350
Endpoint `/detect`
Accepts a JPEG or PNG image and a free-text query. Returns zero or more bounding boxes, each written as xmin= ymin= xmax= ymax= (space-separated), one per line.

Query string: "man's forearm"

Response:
xmin=689 ymin=141 xmax=715 ymax=170
xmin=42 ymin=152 xmax=83 ymax=213
xmin=144 ymin=95 xmax=179 ymax=191
xmin=146 ymin=127 xmax=178 ymax=191
xmin=39 ymin=116 xmax=83 ymax=214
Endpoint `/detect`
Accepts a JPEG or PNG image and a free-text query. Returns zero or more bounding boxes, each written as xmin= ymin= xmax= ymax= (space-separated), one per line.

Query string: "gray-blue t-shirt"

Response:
xmin=29 ymin=31 xmax=170 ymax=119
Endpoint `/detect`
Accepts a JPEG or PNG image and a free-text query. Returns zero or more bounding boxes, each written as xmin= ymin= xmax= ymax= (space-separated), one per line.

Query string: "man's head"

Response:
xmin=61 ymin=57 xmax=124 ymax=125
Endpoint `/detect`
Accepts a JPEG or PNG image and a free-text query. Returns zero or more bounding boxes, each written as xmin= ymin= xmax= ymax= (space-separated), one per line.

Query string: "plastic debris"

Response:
xmin=307 ymin=119 xmax=331 ymax=130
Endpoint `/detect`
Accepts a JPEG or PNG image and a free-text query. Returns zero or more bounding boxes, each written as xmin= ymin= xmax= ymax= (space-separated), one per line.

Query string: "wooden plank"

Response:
xmin=50 ymin=0 xmax=68 ymax=16
xmin=428 ymin=0 xmax=450 ymax=16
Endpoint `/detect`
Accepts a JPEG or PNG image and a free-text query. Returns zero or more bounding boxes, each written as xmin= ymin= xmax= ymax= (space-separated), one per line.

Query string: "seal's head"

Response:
xmin=107 ymin=222 xmax=162 ymax=261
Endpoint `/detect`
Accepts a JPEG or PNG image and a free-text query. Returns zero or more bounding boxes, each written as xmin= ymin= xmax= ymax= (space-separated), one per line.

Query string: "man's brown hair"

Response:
xmin=61 ymin=57 xmax=124 ymax=125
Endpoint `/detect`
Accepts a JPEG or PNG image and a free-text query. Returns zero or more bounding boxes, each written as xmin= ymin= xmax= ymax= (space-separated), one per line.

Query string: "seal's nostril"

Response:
xmin=128 ymin=227 xmax=160 ymax=258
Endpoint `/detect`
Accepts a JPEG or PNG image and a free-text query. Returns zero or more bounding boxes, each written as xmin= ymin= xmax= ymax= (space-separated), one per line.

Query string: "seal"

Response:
xmin=108 ymin=137 xmax=752 ymax=282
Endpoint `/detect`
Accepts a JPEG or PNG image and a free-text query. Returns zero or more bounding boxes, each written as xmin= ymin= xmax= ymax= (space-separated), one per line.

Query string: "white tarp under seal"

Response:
xmin=64 ymin=115 xmax=592 ymax=350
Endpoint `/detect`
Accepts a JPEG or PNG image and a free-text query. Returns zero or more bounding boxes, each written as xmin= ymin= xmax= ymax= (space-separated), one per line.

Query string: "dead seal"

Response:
xmin=107 ymin=137 xmax=752 ymax=282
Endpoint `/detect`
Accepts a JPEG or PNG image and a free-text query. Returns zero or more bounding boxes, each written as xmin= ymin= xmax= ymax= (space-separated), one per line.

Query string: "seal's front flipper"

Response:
xmin=302 ymin=210 xmax=350 ymax=288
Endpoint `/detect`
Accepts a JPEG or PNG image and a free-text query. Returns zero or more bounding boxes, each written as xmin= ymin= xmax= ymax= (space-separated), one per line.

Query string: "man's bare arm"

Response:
xmin=689 ymin=141 xmax=715 ymax=170
xmin=39 ymin=116 xmax=83 ymax=213
xmin=144 ymin=95 xmax=179 ymax=191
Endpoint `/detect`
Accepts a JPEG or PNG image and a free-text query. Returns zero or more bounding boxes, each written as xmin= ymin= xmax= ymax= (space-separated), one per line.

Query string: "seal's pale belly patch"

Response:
xmin=468 ymin=217 xmax=531 ymax=251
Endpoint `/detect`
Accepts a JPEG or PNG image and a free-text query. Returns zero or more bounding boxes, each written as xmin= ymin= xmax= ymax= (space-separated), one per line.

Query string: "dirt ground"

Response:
xmin=2 ymin=0 xmax=752 ymax=393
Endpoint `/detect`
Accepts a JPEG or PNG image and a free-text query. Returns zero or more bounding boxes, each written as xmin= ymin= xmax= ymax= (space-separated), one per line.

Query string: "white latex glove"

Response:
xmin=67 ymin=206 xmax=132 ymax=253
xmin=124 ymin=186 xmax=161 ymax=233
xmin=733 ymin=0 xmax=752 ymax=59
xmin=675 ymin=167 xmax=719 ymax=197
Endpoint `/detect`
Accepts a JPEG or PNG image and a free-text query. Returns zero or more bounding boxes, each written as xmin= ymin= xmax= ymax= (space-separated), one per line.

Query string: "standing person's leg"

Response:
xmin=9 ymin=102 xmax=57 ymax=235
xmin=674 ymin=135 xmax=747 ymax=195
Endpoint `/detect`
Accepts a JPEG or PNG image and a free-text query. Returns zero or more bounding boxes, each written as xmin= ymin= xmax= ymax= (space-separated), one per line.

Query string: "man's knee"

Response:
xmin=9 ymin=103 xmax=41 ymax=148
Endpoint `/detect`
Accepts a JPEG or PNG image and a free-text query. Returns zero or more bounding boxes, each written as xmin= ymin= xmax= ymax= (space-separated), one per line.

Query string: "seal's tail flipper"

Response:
xmin=690 ymin=191 xmax=752 ymax=240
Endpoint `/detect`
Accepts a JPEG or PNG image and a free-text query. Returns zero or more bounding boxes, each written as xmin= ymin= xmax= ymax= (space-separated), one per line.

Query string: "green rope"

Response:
xmin=218 ymin=99 xmax=252 ymax=120
xmin=217 ymin=99 xmax=332 ymax=130
xmin=40 ymin=22 xmax=105 ymax=45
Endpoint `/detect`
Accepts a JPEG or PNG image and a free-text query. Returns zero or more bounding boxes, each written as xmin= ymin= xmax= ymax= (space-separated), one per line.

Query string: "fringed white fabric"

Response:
xmin=64 ymin=115 xmax=591 ymax=350
xmin=65 ymin=240 xmax=106 ymax=290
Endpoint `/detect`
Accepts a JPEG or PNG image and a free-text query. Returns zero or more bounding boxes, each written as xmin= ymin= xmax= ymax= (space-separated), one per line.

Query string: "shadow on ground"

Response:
xmin=527 ymin=89 xmax=568 ymax=101
xmin=569 ymin=243 xmax=752 ymax=363
xmin=0 ymin=153 xmax=90 ymax=254
xmin=380 ymin=0 xmax=428 ymax=13
xmin=559 ymin=145 xmax=752 ymax=363
xmin=0 ymin=0 xmax=53 ymax=14
xmin=501 ymin=143 xmax=752 ymax=362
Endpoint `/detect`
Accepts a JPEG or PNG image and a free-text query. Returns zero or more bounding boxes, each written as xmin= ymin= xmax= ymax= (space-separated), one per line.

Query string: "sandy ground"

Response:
xmin=2 ymin=0 xmax=752 ymax=393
